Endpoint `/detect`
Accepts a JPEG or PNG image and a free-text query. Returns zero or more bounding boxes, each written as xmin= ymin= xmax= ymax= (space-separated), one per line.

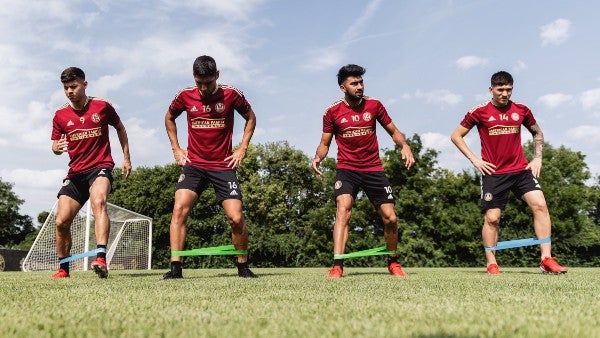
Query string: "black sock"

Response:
xmin=59 ymin=257 xmax=70 ymax=273
xmin=333 ymin=259 xmax=344 ymax=268
xmin=97 ymin=245 xmax=107 ymax=259
xmin=171 ymin=261 xmax=182 ymax=272
xmin=387 ymin=255 xmax=398 ymax=265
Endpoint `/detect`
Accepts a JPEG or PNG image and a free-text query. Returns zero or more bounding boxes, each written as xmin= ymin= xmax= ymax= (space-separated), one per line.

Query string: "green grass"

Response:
xmin=1 ymin=267 xmax=598 ymax=337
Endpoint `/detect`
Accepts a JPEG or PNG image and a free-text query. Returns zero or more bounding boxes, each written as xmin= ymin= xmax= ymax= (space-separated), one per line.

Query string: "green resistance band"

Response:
xmin=172 ymin=244 xmax=248 ymax=257
xmin=334 ymin=246 xmax=395 ymax=259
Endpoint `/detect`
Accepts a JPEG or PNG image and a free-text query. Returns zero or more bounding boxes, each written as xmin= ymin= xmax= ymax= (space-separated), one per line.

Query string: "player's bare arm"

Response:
xmin=312 ymin=132 xmax=333 ymax=176
xmin=525 ymin=123 xmax=544 ymax=178
xmin=165 ymin=109 xmax=189 ymax=166
xmin=451 ymin=125 xmax=497 ymax=175
xmin=114 ymin=120 xmax=132 ymax=178
xmin=384 ymin=122 xmax=415 ymax=169
xmin=225 ymin=108 xmax=257 ymax=169
xmin=52 ymin=134 xmax=68 ymax=155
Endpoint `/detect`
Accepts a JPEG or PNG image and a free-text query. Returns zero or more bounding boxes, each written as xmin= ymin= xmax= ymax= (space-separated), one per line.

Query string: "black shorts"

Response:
xmin=57 ymin=168 xmax=114 ymax=206
xmin=334 ymin=169 xmax=395 ymax=207
xmin=480 ymin=170 xmax=542 ymax=212
xmin=175 ymin=166 xmax=242 ymax=204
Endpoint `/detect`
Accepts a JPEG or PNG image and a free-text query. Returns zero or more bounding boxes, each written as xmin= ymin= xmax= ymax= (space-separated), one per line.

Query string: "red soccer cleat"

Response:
xmin=540 ymin=257 xmax=568 ymax=274
xmin=91 ymin=257 xmax=109 ymax=279
xmin=388 ymin=262 xmax=407 ymax=277
xmin=327 ymin=265 xmax=343 ymax=278
xmin=51 ymin=268 xmax=70 ymax=279
xmin=487 ymin=263 xmax=500 ymax=275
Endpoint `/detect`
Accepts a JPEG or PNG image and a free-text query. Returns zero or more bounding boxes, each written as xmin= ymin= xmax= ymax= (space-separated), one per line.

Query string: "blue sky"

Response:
xmin=1 ymin=0 xmax=599 ymax=220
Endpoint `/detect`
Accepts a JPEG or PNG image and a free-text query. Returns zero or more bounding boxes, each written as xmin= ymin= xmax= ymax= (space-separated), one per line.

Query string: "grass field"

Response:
xmin=1 ymin=267 xmax=598 ymax=337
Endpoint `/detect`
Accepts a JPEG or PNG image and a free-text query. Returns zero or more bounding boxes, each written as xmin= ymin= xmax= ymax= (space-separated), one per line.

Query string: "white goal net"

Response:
xmin=22 ymin=202 xmax=152 ymax=272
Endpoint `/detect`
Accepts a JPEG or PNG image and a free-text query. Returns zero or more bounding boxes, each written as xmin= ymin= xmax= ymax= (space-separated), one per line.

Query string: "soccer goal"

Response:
xmin=22 ymin=202 xmax=152 ymax=272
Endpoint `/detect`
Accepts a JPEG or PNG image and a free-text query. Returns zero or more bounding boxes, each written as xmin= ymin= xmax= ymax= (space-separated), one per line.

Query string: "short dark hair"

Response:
xmin=193 ymin=55 xmax=218 ymax=76
xmin=337 ymin=64 xmax=366 ymax=85
xmin=491 ymin=71 xmax=513 ymax=87
xmin=60 ymin=67 xmax=85 ymax=83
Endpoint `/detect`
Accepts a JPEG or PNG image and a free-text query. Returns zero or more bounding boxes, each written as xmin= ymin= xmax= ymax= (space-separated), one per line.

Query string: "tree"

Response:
xmin=0 ymin=178 xmax=34 ymax=248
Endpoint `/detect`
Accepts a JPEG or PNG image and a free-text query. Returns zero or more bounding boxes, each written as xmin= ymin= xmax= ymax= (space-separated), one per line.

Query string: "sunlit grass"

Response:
xmin=1 ymin=267 xmax=598 ymax=337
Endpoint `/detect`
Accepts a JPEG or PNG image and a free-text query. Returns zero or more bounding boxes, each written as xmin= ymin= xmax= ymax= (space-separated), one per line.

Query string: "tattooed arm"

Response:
xmin=525 ymin=123 xmax=544 ymax=177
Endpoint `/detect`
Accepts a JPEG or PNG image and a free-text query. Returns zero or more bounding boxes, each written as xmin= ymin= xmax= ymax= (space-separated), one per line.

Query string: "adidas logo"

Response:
xmin=488 ymin=116 xmax=496 ymax=122
xmin=230 ymin=190 xmax=238 ymax=196
xmin=387 ymin=194 xmax=393 ymax=199
xmin=99 ymin=169 xmax=106 ymax=176
xmin=340 ymin=118 xmax=348 ymax=123
xmin=67 ymin=120 xmax=74 ymax=126
xmin=190 ymin=106 xmax=198 ymax=112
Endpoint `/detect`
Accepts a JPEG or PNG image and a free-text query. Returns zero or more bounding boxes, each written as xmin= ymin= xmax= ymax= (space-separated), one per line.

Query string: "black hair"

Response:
xmin=491 ymin=71 xmax=513 ymax=87
xmin=193 ymin=55 xmax=218 ymax=76
xmin=337 ymin=64 xmax=366 ymax=85
xmin=60 ymin=67 xmax=85 ymax=83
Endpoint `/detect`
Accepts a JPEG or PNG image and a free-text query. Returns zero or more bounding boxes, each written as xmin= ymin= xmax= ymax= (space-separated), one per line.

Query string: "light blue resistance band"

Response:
xmin=59 ymin=248 xmax=106 ymax=264
xmin=484 ymin=237 xmax=551 ymax=251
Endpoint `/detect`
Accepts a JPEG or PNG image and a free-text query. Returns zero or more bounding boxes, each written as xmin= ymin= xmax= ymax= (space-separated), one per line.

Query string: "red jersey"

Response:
xmin=460 ymin=100 xmax=536 ymax=175
xmin=51 ymin=97 xmax=121 ymax=177
xmin=323 ymin=97 xmax=392 ymax=171
xmin=169 ymin=84 xmax=252 ymax=170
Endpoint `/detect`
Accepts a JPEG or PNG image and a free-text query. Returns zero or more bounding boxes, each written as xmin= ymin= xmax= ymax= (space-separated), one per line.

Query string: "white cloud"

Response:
xmin=420 ymin=132 xmax=479 ymax=172
xmin=159 ymin=0 xmax=265 ymax=21
xmin=540 ymin=18 xmax=572 ymax=46
xmin=566 ymin=125 xmax=600 ymax=143
xmin=537 ymin=93 xmax=572 ymax=109
xmin=580 ymin=88 xmax=600 ymax=110
xmin=109 ymin=117 xmax=166 ymax=166
xmin=304 ymin=0 xmax=383 ymax=71
xmin=304 ymin=47 xmax=346 ymax=72
xmin=0 ymin=101 xmax=53 ymax=152
xmin=415 ymin=89 xmax=462 ymax=108
xmin=94 ymin=71 xmax=138 ymax=98
xmin=0 ymin=168 xmax=64 ymax=190
xmin=456 ymin=56 xmax=489 ymax=70
xmin=512 ymin=60 xmax=528 ymax=74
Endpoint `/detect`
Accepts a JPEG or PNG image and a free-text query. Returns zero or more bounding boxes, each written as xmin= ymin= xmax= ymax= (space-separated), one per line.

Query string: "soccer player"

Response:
xmin=50 ymin=67 xmax=132 ymax=279
xmin=450 ymin=71 xmax=568 ymax=275
xmin=163 ymin=55 xmax=257 ymax=279
xmin=312 ymin=64 xmax=415 ymax=278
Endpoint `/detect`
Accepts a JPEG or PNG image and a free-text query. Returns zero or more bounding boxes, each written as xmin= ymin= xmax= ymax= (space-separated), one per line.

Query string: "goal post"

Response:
xmin=22 ymin=201 xmax=152 ymax=272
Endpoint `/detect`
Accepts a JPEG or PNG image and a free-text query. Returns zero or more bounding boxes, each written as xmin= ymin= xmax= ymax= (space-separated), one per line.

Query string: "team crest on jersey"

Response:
xmin=178 ymin=174 xmax=185 ymax=183
xmin=92 ymin=113 xmax=100 ymax=123
xmin=215 ymin=102 xmax=225 ymax=113
xmin=79 ymin=117 xmax=85 ymax=124
xmin=363 ymin=112 xmax=372 ymax=121
xmin=334 ymin=180 xmax=342 ymax=190
xmin=511 ymin=112 xmax=519 ymax=121
xmin=484 ymin=192 xmax=493 ymax=201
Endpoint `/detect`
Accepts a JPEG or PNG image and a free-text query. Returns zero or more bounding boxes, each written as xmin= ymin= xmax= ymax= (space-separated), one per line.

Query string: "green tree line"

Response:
xmin=2 ymin=135 xmax=598 ymax=268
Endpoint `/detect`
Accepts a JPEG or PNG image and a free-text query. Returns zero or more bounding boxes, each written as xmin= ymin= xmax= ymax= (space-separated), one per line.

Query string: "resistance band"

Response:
xmin=334 ymin=246 xmax=395 ymax=260
xmin=59 ymin=248 xmax=105 ymax=264
xmin=485 ymin=237 xmax=551 ymax=251
xmin=172 ymin=244 xmax=247 ymax=257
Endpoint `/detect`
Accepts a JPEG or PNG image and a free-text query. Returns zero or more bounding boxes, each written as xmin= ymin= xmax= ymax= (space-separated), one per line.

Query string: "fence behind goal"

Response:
xmin=22 ymin=202 xmax=152 ymax=272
